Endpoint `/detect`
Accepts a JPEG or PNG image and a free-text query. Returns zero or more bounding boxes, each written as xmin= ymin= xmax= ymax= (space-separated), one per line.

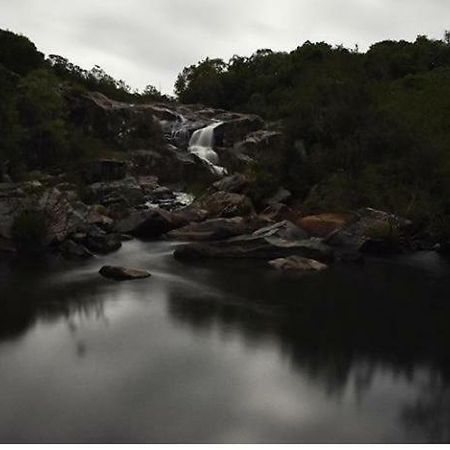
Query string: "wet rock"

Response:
xmin=195 ymin=191 xmax=255 ymax=219
xmin=99 ymin=265 xmax=151 ymax=281
xmin=269 ymin=256 xmax=328 ymax=273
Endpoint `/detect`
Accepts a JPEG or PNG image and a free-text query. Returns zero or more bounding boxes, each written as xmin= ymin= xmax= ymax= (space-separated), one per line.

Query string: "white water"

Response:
xmin=188 ymin=122 xmax=227 ymax=176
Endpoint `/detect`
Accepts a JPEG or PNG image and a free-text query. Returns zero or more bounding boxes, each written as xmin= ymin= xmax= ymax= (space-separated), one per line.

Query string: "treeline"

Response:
xmin=0 ymin=28 xmax=168 ymax=178
xmin=175 ymin=34 xmax=450 ymax=234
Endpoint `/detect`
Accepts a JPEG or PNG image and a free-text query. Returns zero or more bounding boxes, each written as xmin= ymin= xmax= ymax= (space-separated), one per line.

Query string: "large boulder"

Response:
xmin=195 ymin=191 xmax=255 ymax=219
xmin=115 ymin=208 xmax=188 ymax=238
xmin=68 ymin=91 xmax=163 ymax=151
xmin=84 ymin=177 xmax=145 ymax=208
xmin=214 ymin=115 xmax=265 ymax=147
xmin=167 ymin=216 xmax=267 ymax=242
xmin=326 ymin=208 xmax=413 ymax=254
xmin=130 ymin=146 xmax=219 ymax=185
xmin=99 ymin=265 xmax=151 ymax=281
xmin=211 ymin=173 xmax=250 ymax=194
xmin=174 ymin=235 xmax=333 ymax=262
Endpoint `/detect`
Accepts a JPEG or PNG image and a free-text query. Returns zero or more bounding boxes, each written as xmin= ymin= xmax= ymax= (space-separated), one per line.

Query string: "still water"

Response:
xmin=0 ymin=241 xmax=450 ymax=443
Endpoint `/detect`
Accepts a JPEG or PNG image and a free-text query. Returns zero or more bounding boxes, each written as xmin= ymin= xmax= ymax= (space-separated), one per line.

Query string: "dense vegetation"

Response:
xmin=3 ymin=27 xmax=450 ymax=237
xmin=176 ymin=34 xmax=450 ymax=235
xmin=0 ymin=28 xmax=168 ymax=179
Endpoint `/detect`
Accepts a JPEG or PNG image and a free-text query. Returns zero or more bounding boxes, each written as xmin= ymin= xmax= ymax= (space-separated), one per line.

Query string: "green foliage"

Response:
xmin=11 ymin=210 xmax=49 ymax=254
xmin=0 ymin=29 xmax=45 ymax=76
xmin=175 ymin=33 xmax=450 ymax=235
xmin=17 ymin=69 xmax=68 ymax=168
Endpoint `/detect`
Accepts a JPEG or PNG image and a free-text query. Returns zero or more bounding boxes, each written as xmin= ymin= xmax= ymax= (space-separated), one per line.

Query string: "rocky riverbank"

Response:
xmin=0 ymin=89 xmax=445 ymax=273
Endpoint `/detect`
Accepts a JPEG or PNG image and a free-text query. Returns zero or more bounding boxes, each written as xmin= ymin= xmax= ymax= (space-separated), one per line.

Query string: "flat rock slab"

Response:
xmin=99 ymin=265 xmax=151 ymax=281
xmin=269 ymin=256 xmax=328 ymax=273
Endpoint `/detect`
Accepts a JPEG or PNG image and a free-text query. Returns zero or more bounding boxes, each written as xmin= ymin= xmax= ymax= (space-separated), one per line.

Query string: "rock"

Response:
xmin=119 ymin=234 xmax=134 ymax=242
xmin=326 ymin=208 xmax=412 ymax=253
xmin=174 ymin=235 xmax=333 ymax=262
xmin=85 ymin=177 xmax=145 ymax=207
xmin=68 ymin=91 xmax=163 ymax=151
xmin=115 ymin=208 xmax=188 ymax=238
xmin=252 ymin=221 xmax=309 ymax=241
xmin=38 ymin=188 xmax=87 ymax=243
xmin=59 ymin=239 xmax=93 ymax=260
xmin=82 ymin=159 xmax=127 ymax=184
xmin=167 ymin=217 xmax=267 ymax=242
xmin=130 ymin=146 xmax=219 ymax=186
xmin=195 ymin=191 xmax=255 ymax=219
xmin=259 ymin=203 xmax=295 ymax=223
xmin=235 ymin=130 xmax=285 ymax=169
xmin=99 ymin=265 xmax=151 ymax=281
xmin=214 ymin=115 xmax=265 ymax=147
xmin=175 ymin=206 xmax=209 ymax=224
xmin=269 ymin=256 xmax=328 ymax=273
xmin=83 ymin=233 xmax=122 ymax=254
xmin=87 ymin=205 xmax=114 ymax=230
xmin=298 ymin=213 xmax=355 ymax=238
xmin=212 ymin=173 xmax=250 ymax=194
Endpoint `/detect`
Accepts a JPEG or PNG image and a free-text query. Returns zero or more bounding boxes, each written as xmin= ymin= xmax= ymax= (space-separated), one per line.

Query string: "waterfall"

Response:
xmin=188 ymin=122 xmax=227 ymax=176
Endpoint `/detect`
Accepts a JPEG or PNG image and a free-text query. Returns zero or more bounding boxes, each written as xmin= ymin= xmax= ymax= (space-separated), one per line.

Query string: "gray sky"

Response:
xmin=1 ymin=0 xmax=449 ymax=94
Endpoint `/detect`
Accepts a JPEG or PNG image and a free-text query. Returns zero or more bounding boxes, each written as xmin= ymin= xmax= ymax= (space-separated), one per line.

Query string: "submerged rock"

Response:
xmin=99 ymin=265 xmax=151 ymax=281
xmin=269 ymin=256 xmax=328 ymax=273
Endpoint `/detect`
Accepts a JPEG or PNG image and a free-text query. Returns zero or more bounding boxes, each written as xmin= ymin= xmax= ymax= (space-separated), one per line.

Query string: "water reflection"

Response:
xmin=0 ymin=243 xmax=450 ymax=442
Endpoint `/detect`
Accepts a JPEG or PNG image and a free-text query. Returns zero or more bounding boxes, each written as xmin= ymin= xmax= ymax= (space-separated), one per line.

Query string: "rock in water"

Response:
xmin=269 ymin=256 xmax=328 ymax=273
xmin=174 ymin=235 xmax=333 ymax=263
xmin=99 ymin=265 xmax=151 ymax=281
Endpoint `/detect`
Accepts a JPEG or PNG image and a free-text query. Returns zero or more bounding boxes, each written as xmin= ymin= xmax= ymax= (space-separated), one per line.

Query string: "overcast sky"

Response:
xmin=1 ymin=0 xmax=449 ymax=94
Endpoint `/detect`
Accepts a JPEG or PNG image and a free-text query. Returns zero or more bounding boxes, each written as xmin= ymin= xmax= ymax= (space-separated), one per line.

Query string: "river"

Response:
xmin=0 ymin=241 xmax=450 ymax=443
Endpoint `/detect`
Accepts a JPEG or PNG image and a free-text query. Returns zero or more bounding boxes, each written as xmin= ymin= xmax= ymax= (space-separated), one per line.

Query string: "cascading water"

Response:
xmin=188 ymin=122 xmax=227 ymax=176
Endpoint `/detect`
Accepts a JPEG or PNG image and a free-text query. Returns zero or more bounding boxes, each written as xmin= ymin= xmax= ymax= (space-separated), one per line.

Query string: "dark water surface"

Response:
xmin=1 ymin=241 xmax=450 ymax=443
